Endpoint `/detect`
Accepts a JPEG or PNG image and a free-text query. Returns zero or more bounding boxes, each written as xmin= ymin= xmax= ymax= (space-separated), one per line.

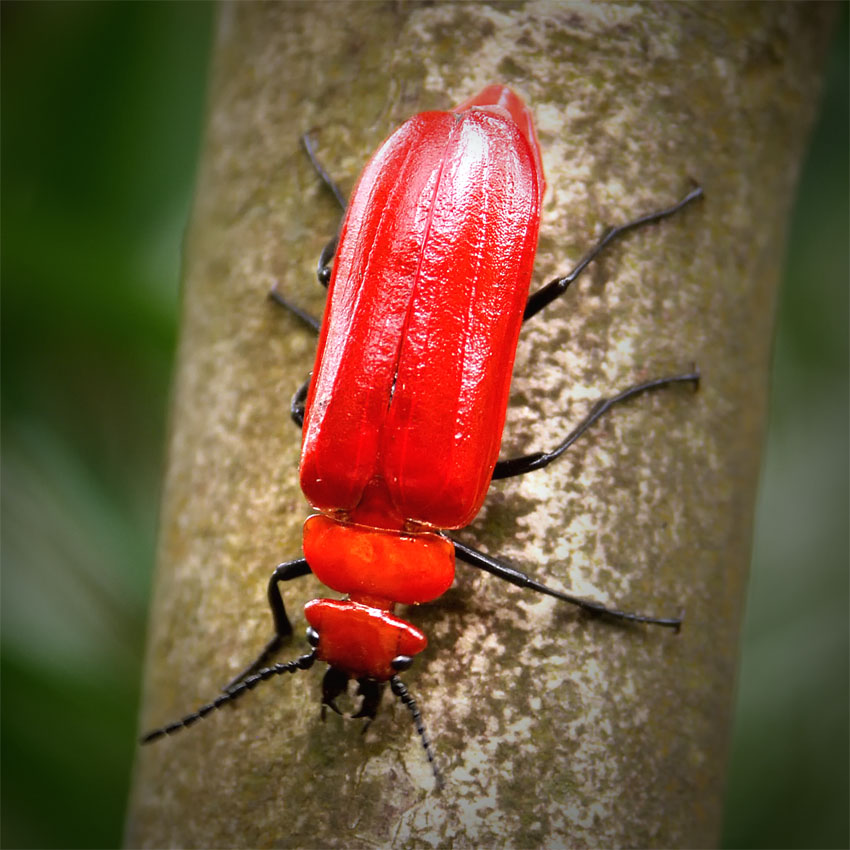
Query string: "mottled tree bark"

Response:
xmin=126 ymin=3 xmax=832 ymax=848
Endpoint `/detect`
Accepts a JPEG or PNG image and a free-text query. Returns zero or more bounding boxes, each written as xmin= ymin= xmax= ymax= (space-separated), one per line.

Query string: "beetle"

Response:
xmin=142 ymin=85 xmax=702 ymax=783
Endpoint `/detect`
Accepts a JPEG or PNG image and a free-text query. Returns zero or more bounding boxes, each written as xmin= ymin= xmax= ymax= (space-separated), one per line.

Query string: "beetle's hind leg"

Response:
xmin=302 ymin=131 xmax=347 ymax=214
xmin=224 ymin=558 xmax=313 ymax=691
xmin=266 ymin=132 xmax=349 ymax=325
xmin=302 ymin=131 xmax=347 ymax=287
xmin=523 ymin=185 xmax=703 ymax=321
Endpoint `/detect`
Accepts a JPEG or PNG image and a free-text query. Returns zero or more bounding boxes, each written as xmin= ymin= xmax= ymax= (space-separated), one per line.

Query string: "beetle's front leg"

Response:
xmin=453 ymin=539 xmax=682 ymax=630
xmin=224 ymin=558 xmax=313 ymax=691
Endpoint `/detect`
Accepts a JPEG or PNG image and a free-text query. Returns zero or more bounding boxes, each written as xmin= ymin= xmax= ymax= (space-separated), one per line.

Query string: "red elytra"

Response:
xmin=301 ymin=86 xmax=543 ymax=530
xmin=142 ymin=84 xmax=702 ymax=784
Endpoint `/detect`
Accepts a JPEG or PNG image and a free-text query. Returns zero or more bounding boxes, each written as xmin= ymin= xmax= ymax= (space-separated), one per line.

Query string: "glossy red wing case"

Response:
xmin=300 ymin=88 xmax=545 ymax=529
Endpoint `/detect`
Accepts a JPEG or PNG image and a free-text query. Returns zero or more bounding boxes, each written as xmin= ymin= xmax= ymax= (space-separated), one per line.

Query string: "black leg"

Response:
xmin=453 ymin=538 xmax=682 ymax=630
xmin=290 ymin=376 xmax=310 ymax=428
xmin=493 ymin=368 xmax=699 ymax=480
xmin=301 ymin=132 xmax=347 ymax=287
xmin=224 ymin=558 xmax=313 ymax=691
xmin=268 ymin=285 xmax=322 ymax=331
xmin=266 ymin=133 xmax=349 ymax=325
xmin=316 ymin=236 xmax=337 ymax=288
xmin=301 ymin=132 xmax=347 ymax=212
xmin=523 ymin=186 xmax=703 ymax=321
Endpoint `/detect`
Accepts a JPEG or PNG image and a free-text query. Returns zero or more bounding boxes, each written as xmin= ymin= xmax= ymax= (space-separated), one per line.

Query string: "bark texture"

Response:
xmin=126 ymin=3 xmax=833 ymax=848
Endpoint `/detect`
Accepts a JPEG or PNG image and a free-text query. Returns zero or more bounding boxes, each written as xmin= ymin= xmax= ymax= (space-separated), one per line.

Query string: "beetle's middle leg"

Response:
xmin=290 ymin=376 xmax=310 ymax=429
xmin=523 ymin=185 xmax=703 ymax=321
xmin=224 ymin=558 xmax=313 ymax=691
xmin=494 ymin=368 xmax=699 ymax=479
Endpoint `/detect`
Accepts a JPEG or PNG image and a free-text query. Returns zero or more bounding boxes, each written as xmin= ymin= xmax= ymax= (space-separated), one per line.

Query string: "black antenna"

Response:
xmin=390 ymin=675 xmax=442 ymax=788
xmin=140 ymin=650 xmax=317 ymax=743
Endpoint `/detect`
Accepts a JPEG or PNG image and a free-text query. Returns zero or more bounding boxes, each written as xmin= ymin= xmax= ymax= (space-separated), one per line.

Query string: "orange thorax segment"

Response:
xmin=302 ymin=514 xmax=455 ymax=605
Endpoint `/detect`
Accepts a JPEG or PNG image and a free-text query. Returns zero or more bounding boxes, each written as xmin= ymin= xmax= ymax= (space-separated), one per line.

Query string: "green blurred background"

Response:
xmin=1 ymin=4 xmax=846 ymax=848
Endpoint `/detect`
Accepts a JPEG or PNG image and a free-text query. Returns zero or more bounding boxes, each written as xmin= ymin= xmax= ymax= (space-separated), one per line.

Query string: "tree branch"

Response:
xmin=127 ymin=3 xmax=834 ymax=847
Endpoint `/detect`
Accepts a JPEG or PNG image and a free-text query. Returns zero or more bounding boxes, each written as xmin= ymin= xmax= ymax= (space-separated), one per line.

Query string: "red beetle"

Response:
xmin=143 ymin=86 xmax=702 ymax=782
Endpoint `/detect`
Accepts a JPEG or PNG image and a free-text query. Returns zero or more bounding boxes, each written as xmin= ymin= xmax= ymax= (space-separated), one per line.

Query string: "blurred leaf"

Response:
xmin=1 ymin=3 xmax=214 ymax=848
xmin=721 ymin=15 xmax=849 ymax=849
